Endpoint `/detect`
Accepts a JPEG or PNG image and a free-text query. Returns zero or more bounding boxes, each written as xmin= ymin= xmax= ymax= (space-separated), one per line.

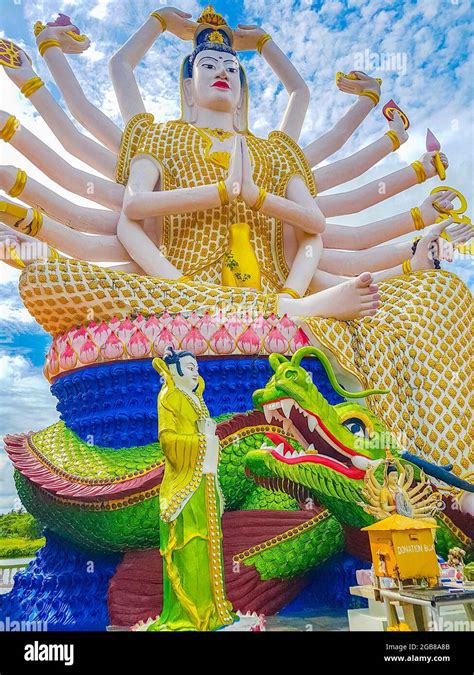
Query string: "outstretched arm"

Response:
xmin=109 ymin=8 xmax=197 ymax=123
xmin=233 ymin=26 xmax=309 ymax=141
xmin=2 ymin=48 xmax=117 ymax=180
xmin=0 ymin=110 xmax=124 ymax=211
xmin=321 ymin=190 xmax=459 ymax=250
xmin=303 ymin=71 xmax=381 ymax=168
xmin=35 ymin=22 xmax=122 ymax=152
xmin=314 ymin=111 xmax=408 ymax=193
xmin=317 ymin=151 xmax=448 ymax=217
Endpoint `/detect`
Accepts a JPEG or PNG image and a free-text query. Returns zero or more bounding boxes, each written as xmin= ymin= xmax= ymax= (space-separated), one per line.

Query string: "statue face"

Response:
xmin=175 ymin=355 xmax=199 ymax=392
xmin=387 ymin=471 xmax=398 ymax=487
xmin=190 ymin=49 xmax=241 ymax=113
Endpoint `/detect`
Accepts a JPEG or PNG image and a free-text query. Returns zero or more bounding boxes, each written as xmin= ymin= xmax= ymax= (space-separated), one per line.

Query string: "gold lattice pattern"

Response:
xmin=304 ymin=270 xmax=473 ymax=483
xmin=119 ymin=118 xmax=316 ymax=292
xmin=19 ymin=259 xmax=279 ymax=335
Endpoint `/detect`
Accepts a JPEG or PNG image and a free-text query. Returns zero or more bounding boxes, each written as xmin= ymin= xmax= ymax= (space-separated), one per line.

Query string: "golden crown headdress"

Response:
xmin=193 ymin=5 xmax=233 ymax=48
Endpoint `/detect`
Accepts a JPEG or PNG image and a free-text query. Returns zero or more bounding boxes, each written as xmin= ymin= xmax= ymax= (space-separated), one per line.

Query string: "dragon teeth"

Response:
xmin=307 ymin=415 xmax=317 ymax=433
xmin=280 ymin=399 xmax=294 ymax=418
xmin=263 ymin=406 xmax=272 ymax=423
xmin=306 ymin=443 xmax=316 ymax=453
xmin=282 ymin=418 xmax=292 ymax=433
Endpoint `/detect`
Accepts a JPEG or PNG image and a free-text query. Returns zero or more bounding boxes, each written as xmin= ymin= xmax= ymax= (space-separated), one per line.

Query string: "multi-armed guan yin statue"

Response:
xmin=0 ymin=6 xmax=472 ymax=631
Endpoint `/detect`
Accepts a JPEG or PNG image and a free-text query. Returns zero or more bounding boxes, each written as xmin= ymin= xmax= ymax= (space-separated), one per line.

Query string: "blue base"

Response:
xmin=0 ymin=531 xmax=121 ymax=631
xmin=52 ymin=356 xmax=344 ymax=448
xmin=279 ymin=554 xmax=371 ymax=614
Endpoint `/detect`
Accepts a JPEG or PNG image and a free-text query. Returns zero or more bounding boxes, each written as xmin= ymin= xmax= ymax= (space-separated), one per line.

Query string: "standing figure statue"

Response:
xmin=150 ymin=347 xmax=236 ymax=631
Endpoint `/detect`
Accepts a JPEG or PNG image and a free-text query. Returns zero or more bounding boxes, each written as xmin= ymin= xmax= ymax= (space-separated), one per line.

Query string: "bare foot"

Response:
xmin=411 ymin=219 xmax=454 ymax=271
xmin=278 ymin=272 xmax=381 ymax=320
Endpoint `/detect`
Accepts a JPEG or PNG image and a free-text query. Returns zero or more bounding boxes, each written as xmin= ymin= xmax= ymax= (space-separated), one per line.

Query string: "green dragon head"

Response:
xmin=248 ymin=347 xmax=396 ymax=525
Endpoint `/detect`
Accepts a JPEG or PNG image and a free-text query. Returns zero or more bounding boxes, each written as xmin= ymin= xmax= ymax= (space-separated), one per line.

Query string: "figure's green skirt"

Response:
xmin=147 ymin=473 xmax=236 ymax=631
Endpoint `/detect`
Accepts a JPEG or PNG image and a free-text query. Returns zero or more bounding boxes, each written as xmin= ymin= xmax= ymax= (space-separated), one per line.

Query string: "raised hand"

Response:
xmin=160 ymin=7 xmax=198 ymax=40
xmin=225 ymin=135 xmax=243 ymax=201
xmin=419 ymin=189 xmax=456 ymax=225
xmin=388 ymin=110 xmax=408 ymax=145
xmin=233 ymin=24 xmax=266 ymax=51
xmin=35 ymin=23 xmax=90 ymax=55
xmin=0 ymin=45 xmax=36 ymax=87
xmin=240 ymin=136 xmax=259 ymax=205
xmin=419 ymin=151 xmax=448 ymax=179
xmin=336 ymin=70 xmax=381 ymax=96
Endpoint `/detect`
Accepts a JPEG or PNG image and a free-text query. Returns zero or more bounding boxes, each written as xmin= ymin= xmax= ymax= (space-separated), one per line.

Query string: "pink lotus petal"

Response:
xmin=210 ymin=325 xmax=235 ymax=354
xmin=127 ymin=331 xmax=151 ymax=358
xmin=227 ymin=314 xmax=244 ymax=338
xmin=195 ymin=311 xmax=218 ymax=340
xmin=93 ymin=320 xmax=110 ymax=347
xmin=79 ymin=339 xmax=99 ymax=364
xmin=154 ymin=327 xmax=179 ymax=356
xmin=264 ymin=327 xmax=288 ymax=354
xmin=142 ymin=315 xmax=161 ymax=341
xmin=426 ymin=128 xmax=441 ymax=152
xmin=289 ymin=327 xmax=310 ymax=351
xmin=277 ymin=313 xmax=297 ymax=341
xmin=181 ymin=327 xmax=207 ymax=355
xmin=237 ymin=326 xmax=261 ymax=355
xmin=101 ymin=332 xmax=123 ymax=360
xmin=59 ymin=344 xmax=77 ymax=370
xmin=168 ymin=314 xmax=189 ymax=341
xmin=117 ymin=317 xmax=135 ymax=343
xmin=47 ymin=14 xmax=80 ymax=34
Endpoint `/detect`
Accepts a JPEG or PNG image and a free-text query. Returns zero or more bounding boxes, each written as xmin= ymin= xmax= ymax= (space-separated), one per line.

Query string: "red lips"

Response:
xmin=212 ymin=80 xmax=230 ymax=89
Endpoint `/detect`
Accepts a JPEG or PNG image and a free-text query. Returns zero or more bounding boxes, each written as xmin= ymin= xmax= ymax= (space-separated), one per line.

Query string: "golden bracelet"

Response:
xmin=48 ymin=247 xmax=60 ymax=260
xmin=217 ymin=180 xmax=229 ymax=206
xmin=250 ymin=187 xmax=266 ymax=212
xmin=38 ymin=39 xmax=61 ymax=57
xmin=20 ymin=76 xmax=44 ymax=98
xmin=280 ymin=286 xmax=301 ymax=299
xmin=150 ymin=11 xmax=167 ymax=32
xmin=385 ymin=130 xmax=400 ymax=151
xmin=402 ymin=258 xmax=413 ymax=275
xmin=411 ymin=160 xmax=427 ymax=184
xmin=359 ymin=89 xmax=380 ymax=106
xmin=7 ymin=245 xmax=26 ymax=270
xmin=256 ymin=34 xmax=272 ymax=54
xmin=8 ymin=169 xmax=27 ymax=198
xmin=0 ymin=115 xmax=20 ymax=142
xmin=17 ymin=208 xmax=43 ymax=238
xmin=410 ymin=207 xmax=426 ymax=231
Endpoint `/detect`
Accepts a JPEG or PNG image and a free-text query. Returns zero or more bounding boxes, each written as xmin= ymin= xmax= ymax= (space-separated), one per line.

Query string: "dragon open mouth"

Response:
xmin=261 ymin=397 xmax=377 ymax=479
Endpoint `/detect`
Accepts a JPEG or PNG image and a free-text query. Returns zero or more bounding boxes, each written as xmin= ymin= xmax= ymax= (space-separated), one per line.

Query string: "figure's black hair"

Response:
xmin=163 ymin=346 xmax=196 ymax=377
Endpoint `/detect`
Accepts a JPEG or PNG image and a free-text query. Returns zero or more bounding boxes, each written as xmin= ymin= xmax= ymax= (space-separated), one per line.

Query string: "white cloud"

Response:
xmin=0 ymin=352 xmax=58 ymax=513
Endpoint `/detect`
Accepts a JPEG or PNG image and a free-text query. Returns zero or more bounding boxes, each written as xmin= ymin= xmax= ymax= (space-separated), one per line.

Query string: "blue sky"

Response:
xmin=0 ymin=0 xmax=472 ymax=512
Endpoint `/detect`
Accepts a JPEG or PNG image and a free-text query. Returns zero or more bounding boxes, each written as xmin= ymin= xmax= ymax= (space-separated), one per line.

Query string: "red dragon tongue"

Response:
xmin=265 ymin=432 xmax=294 ymax=455
xmin=426 ymin=128 xmax=441 ymax=151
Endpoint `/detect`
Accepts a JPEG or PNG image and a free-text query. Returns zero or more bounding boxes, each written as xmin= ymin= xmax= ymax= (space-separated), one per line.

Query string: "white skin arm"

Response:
xmin=321 ymin=190 xmax=457 ymax=250
xmin=314 ymin=112 xmax=408 ymax=193
xmin=280 ymin=176 xmax=324 ymax=296
xmin=303 ymin=72 xmax=381 ymax=167
xmin=317 ymin=151 xmax=448 ymax=218
xmin=233 ymin=25 xmax=309 ymax=141
xmin=2 ymin=50 xmax=116 ymax=179
xmin=35 ymin=26 xmax=122 ymax=152
xmin=240 ymin=137 xmax=325 ymax=234
xmin=0 ymin=165 xmax=118 ymax=235
xmin=0 ymin=110 xmax=124 ymax=211
xmin=0 ymin=197 xmax=129 ymax=262
xmin=109 ymin=8 xmax=197 ymax=123
xmin=118 ymin=158 xmax=182 ymax=278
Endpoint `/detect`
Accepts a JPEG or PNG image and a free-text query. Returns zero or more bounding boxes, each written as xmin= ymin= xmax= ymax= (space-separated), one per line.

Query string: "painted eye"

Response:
xmin=227 ymin=66 xmax=238 ymax=73
xmin=202 ymin=63 xmax=215 ymax=69
xmin=342 ymin=417 xmax=368 ymax=438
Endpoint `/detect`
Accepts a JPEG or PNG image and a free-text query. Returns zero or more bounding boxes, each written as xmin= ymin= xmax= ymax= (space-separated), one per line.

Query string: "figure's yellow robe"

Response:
xmin=148 ymin=373 xmax=235 ymax=631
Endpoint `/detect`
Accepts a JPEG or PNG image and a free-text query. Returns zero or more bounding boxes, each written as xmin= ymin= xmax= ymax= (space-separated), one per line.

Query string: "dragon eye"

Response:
xmin=342 ymin=417 xmax=368 ymax=438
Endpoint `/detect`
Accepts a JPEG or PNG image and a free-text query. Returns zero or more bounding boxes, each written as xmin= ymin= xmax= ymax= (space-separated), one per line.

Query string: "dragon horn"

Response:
xmin=269 ymin=353 xmax=288 ymax=372
xmin=290 ymin=347 xmax=389 ymax=398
